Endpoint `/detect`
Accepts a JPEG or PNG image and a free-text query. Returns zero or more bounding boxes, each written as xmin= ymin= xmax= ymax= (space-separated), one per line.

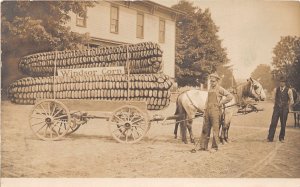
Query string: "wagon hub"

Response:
xmin=124 ymin=122 xmax=132 ymax=129
xmin=45 ymin=116 xmax=54 ymax=125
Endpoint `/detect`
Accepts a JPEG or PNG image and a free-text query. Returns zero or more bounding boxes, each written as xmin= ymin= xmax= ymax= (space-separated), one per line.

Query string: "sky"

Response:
xmin=153 ymin=0 xmax=300 ymax=79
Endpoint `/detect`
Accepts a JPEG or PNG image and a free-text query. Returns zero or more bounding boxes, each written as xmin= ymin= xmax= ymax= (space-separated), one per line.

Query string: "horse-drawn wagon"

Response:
xmin=8 ymin=42 xmax=266 ymax=144
xmin=19 ymin=43 xmax=176 ymax=143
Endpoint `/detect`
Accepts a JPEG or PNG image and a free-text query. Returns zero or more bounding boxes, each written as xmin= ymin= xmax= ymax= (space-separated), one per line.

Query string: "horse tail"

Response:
xmin=174 ymin=93 xmax=186 ymax=139
xmin=174 ymin=95 xmax=181 ymax=138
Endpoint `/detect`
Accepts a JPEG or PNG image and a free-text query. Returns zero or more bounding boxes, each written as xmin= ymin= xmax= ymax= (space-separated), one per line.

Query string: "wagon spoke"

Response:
xmin=113 ymin=114 xmax=126 ymax=123
xmin=43 ymin=125 xmax=49 ymax=137
xmin=30 ymin=116 xmax=45 ymax=120
xmin=48 ymin=102 xmax=51 ymax=116
xmin=51 ymin=123 xmax=60 ymax=136
xmin=129 ymin=113 xmax=140 ymax=122
xmin=116 ymin=132 xmax=123 ymax=138
xmin=112 ymin=128 xmax=121 ymax=134
xmin=52 ymin=108 xmax=63 ymax=118
xmin=131 ymin=129 xmax=137 ymax=140
xmin=137 ymin=125 xmax=146 ymax=132
xmin=58 ymin=121 xmax=63 ymax=134
xmin=50 ymin=127 xmax=53 ymax=138
xmin=30 ymin=120 xmax=46 ymax=127
xmin=125 ymin=132 xmax=128 ymax=142
xmin=127 ymin=108 xmax=131 ymax=121
xmin=54 ymin=114 xmax=68 ymax=120
xmin=50 ymin=103 xmax=57 ymax=116
xmin=33 ymin=109 xmax=48 ymax=117
xmin=132 ymin=117 xmax=144 ymax=124
xmin=39 ymin=103 xmax=49 ymax=116
xmin=58 ymin=120 xmax=67 ymax=134
xmin=35 ymin=123 xmax=47 ymax=133
xmin=134 ymin=127 xmax=141 ymax=137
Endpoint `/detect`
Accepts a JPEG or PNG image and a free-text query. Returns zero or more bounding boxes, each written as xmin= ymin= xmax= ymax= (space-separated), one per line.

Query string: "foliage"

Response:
xmin=272 ymin=36 xmax=300 ymax=91
xmin=172 ymin=0 xmax=229 ymax=87
xmin=216 ymin=65 xmax=236 ymax=89
xmin=1 ymin=1 xmax=95 ymax=53
xmin=251 ymin=64 xmax=275 ymax=92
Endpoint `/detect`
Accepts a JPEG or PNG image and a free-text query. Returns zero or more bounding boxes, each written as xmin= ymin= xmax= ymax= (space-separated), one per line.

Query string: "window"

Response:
xmin=110 ymin=6 xmax=119 ymax=33
xmin=76 ymin=8 xmax=87 ymax=27
xmin=136 ymin=13 xmax=144 ymax=38
xmin=159 ymin=19 xmax=165 ymax=43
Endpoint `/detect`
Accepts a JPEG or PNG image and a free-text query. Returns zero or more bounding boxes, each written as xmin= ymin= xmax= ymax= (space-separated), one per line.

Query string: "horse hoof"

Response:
xmin=191 ymin=139 xmax=195 ymax=144
xmin=174 ymin=135 xmax=177 ymax=139
xmin=190 ymin=149 xmax=197 ymax=153
xmin=183 ymin=140 xmax=188 ymax=144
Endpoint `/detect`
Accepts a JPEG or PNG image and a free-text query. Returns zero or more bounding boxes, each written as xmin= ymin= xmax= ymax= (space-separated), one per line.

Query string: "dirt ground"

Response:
xmin=1 ymin=99 xmax=300 ymax=178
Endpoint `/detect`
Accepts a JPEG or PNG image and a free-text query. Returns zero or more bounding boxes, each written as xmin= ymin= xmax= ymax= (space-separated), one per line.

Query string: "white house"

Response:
xmin=68 ymin=1 xmax=184 ymax=78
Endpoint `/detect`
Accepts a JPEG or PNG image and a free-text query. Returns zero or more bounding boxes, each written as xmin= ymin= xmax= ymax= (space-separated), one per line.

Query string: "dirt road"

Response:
xmin=1 ymin=100 xmax=300 ymax=177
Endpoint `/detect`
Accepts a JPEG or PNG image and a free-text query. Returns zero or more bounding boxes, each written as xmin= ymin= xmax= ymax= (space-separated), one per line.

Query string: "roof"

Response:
xmin=143 ymin=1 xmax=186 ymax=15
xmin=107 ymin=0 xmax=186 ymax=17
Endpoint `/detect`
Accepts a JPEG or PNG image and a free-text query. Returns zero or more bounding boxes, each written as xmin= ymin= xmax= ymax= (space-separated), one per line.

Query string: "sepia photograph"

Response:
xmin=1 ymin=0 xmax=300 ymax=186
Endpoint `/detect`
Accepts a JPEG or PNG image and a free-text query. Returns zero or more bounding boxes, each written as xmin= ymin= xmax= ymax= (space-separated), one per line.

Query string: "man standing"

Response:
xmin=267 ymin=77 xmax=294 ymax=143
xmin=199 ymin=73 xmax=233 ymax=151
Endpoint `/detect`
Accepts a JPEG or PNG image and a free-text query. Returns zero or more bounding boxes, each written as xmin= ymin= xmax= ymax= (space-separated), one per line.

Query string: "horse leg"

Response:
xmin=294 ymin=113 xmax=297 ymax=128
xmin=186 ymin=120 xmax=195 ymax=144
xmin=297 ymin=114 xmax=300 ymax=127
xmin=225 ymin=124 xmax=230 ymax=142
xmin=180 ymin=122 xmax=188 ymax=144
xmin=219 ymin=114 xmax=225 ymax=144
xmin=220 ymin=126 xmax=225 ymax=144
xmin=174 ymin=99 xmax=182 ymax=139
xmin=180 ymin=113 xmax=188 ymax=144
xmin=174 ymin=122 xmax=179 ymax=139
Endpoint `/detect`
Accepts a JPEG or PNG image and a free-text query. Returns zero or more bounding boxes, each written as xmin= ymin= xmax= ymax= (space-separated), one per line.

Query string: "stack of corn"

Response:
xmin=19 ymin=42 xmax=163 ymax=76
xmin=7 ymin=74 xmax=172 ymax=110
xmin=8 ymin=42 xmax=173 ymax=110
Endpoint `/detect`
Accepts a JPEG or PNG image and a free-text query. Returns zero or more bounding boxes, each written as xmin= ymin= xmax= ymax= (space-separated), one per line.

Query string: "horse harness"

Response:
xmin=185 ymin=91 xmax=202 ymax=111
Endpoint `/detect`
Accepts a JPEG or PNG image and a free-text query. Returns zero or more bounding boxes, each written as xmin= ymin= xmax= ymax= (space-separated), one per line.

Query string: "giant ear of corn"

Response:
xmin=19 ymin=42 xmax=163 ymax=76
xmin=7 ymin=74 xmax=172 ymax=110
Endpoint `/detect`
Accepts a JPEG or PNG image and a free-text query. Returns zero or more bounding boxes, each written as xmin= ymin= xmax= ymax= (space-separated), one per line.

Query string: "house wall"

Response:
xmin=68 ymin=1 xmax=176 ymax=78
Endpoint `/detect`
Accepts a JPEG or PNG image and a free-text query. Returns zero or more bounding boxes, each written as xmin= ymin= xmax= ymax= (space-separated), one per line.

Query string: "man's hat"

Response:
xmin=209 ymin=72 xmax=221 ymax=80
xmin=279 ymin=76 xmax=286 ymax=82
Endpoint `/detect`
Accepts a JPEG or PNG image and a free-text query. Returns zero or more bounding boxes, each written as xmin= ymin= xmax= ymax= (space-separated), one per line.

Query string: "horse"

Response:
xmin=291 ymin=88 xmax=300 ymax=127
xmin=174 ymin=77 xmax=266 ymax=144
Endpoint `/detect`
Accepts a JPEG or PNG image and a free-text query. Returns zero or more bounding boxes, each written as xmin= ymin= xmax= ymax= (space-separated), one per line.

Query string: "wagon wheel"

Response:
xmin=29 ymin=99 xmax=71 ymax=140
xmin=109 ymin=105 xmax=149 ymax=143
xmin=66 ymin=121 xmax=81 ymax=135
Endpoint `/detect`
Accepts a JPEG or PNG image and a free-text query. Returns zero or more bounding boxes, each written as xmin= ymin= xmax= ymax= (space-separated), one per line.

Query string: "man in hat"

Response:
xmin=267 ymin=77 xmax=294 ymax=143
xmin=199 ymin=72 xmax=234 ymax=152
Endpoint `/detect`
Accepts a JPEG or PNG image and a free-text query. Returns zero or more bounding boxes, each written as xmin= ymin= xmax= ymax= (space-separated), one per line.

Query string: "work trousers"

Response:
xmin=200 ymin=107 xmax=221 ymax=150
xmin=267 ymin=106 xmax=289 ymax=141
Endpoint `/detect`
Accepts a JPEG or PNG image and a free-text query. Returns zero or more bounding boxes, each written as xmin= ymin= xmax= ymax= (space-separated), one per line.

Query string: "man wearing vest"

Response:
xmin=267 ymin=77 xmax=294 ymax=143
xmin=199 ymin=73 xmax=233 ymax=152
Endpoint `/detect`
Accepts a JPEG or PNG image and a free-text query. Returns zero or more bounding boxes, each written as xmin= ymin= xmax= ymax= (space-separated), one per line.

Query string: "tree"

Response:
xmin=251 ymin=64 xmax=275 ymax=92
xmin=272 ymin=36 xmax=300 ymax=90
xmin=172 ymin=0 xmax=229 ymax=87
xmin=216 ymin=65 xmax=236 ymax=89
xmin=1 ymin=1 xmax=96 ymax=89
